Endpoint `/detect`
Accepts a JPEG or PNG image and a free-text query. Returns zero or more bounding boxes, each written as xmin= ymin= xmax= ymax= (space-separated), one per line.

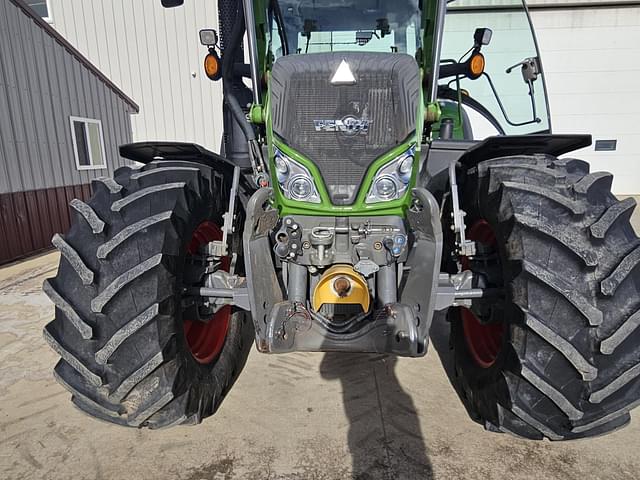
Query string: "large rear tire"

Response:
xmin=43 ymin=161 xmax=254 ymax=428
xmin=446 ymin=155 xmax=640 ymax=440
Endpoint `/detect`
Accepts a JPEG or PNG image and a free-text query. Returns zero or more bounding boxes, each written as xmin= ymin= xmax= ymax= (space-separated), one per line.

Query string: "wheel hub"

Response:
xmin=460 ymin=219 xmax=506 ymax=369
xmin=183 ymin=221 xmax=230 ymax=365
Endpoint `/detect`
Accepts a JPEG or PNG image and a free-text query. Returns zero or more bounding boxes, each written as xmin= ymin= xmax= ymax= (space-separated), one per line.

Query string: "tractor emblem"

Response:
xmin=313 ymin=115 xmax=371 ymax=135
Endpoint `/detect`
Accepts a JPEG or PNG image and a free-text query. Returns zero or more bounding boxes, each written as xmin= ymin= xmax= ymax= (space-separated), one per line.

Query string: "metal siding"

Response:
xmin=0 ymin=0 xmax=134 ymax=195
xmin=0 ymin=10 xmax=12 ymax=195
xmin=73 ymin=59 xmax=90 ymax=185
xmin=0 ymin=117 xmax=10 ymax=194
xmin=24 ymin=18 xmax=48 ymax=190
xmin=35 ymin=28 xmax=59 ymax=187
xmin=0 ymin=185 xmax=93 ymax=265
xmin=42 ymin=31 xmax=66 ymax=187
xmin=146 ymin=2 xmax=168 ymax=137
xmin=106 ymin=89 xmax=123 ymax=176
xmin=1 ymin=2 xmax=27 ymax=193
xmin=96 ymin=76 xmax=114 ymax=175
xmin=61 ymin=49 xmax=80 ymax=185
xmin=49 ymin=0 xmax=225 ymax=153
xmin=49 ymin=33 xmax=74 ymax=185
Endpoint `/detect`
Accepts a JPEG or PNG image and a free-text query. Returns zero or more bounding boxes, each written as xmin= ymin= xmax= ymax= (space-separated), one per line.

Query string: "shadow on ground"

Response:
xmin=319 ymin=352 xmax=433 ymax=479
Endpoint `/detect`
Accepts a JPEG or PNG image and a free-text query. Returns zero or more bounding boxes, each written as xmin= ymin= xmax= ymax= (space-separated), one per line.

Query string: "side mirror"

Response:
xmin=376 ymin=18 xmax=391 ymax=38
xmin=302 ymin=19 xmax=317 ymax=39
xmin=473 ymin=28 xmax=492 ymax=48
xmin=199 ymin=29 xmax=218 ymax=47
xmin=506 ymin=57 xmax=540 ymax=83
xmin=161 ymin=0 xmax=184 ymax=7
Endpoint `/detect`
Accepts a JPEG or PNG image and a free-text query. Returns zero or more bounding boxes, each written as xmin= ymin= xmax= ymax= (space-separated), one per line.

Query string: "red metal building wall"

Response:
xmin=0 ymin=184 xmax=92 ymax=265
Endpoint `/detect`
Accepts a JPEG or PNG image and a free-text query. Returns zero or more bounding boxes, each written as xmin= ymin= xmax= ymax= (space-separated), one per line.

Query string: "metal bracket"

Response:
xmin=448 ymin=161 xmax=476 ymax=257
xmin=197 ymin=286 xmax=250 ymax=311
xmin=434 ymin=272 xmax=484 ymax=311
xmin=208 ymin=165 xmax=241 ymax=258
xmin=248 ymin=139 xmax=270 ymax=188
xmin=188 ymin=270 xmax=251 ymax=312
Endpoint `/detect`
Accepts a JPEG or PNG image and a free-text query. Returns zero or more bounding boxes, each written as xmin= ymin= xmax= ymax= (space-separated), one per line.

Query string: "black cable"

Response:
xmin=438 ymin=86 xmax=506 ymax=135
xmin=271 ymin=0 xmax=289 ymax=55
xmin=221 ymin=1 xmax=256 ymax=142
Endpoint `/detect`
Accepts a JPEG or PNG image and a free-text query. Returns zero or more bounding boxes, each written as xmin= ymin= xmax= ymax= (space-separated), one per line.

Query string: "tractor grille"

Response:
xmin=270 ymin=53 xmax=420 ymax=204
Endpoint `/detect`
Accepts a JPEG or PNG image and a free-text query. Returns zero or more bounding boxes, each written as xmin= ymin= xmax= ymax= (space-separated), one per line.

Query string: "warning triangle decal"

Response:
xmin=331 ymin=60 xmax=356 ymax=85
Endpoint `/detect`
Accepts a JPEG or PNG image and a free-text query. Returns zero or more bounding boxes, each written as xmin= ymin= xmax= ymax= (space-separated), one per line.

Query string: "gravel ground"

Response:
xmin=0 ymin=197 xmax=638 ymax=480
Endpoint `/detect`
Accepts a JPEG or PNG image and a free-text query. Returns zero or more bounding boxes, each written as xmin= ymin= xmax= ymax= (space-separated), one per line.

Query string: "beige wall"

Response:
xmin=48 ymin=0 xmax=225 ymax=153
xmin=530 ymin=5 xmax=640 ymax=194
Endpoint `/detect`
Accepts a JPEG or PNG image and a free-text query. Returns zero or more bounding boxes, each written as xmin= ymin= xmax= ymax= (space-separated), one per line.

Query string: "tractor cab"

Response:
xmin=264 ymin=0 xmax=550 ymax=140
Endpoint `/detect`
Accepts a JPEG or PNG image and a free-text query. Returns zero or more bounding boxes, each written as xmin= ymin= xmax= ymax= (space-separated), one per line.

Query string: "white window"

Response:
xmin=70 ymin=117 xmax=107 ymax=171
xmin=25 ymin=0 xmax=52 ymax=23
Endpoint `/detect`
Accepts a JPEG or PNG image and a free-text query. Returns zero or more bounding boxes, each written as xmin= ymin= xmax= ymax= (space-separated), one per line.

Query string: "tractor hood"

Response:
xmin=270 ymin=52 xmax=420 ymax=205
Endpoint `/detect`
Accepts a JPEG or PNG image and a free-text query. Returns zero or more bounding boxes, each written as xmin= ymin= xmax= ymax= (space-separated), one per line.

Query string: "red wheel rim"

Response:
xmin=183 ymin=221 xmax=231 ymax=365
xmin=461 ymin=219 xmax=506 ymax=369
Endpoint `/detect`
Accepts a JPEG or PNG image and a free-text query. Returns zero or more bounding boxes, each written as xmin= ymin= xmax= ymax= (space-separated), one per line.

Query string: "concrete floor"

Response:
xmin=1 ymin=200 xmax=639 ymax=480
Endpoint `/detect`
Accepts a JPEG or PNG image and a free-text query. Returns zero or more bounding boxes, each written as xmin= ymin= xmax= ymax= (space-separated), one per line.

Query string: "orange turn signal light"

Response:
xmin=204 ymin=50 xmax=222 ymax=81
xmin=469 ymin=53 xmax=485 ymax=78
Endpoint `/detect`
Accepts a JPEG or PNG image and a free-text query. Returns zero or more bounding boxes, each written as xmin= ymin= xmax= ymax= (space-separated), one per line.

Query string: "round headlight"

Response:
xmin=288 ymin=176 xmax=313 ymax=200
xmin=274 ymin=156 xmax=290 ymax=183
xmin=398 ymin=156 xmax=413 ymax=176
xmin=374 ymin=176 xmax=397 ymax=200
xmin=275 ymin=156 xmax=289 ymax=174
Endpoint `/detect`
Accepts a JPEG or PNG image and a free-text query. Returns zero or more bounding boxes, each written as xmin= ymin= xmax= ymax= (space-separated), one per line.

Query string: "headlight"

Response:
xmin=273 ymin=148 xmax=321 ymax=203
xmin=289 ymin=176 xmax=314 ymax=200
xmin=373 ymin=176 xmax=397 ymax=200
xmin=366 ymin=146 xmax=415 ymax=203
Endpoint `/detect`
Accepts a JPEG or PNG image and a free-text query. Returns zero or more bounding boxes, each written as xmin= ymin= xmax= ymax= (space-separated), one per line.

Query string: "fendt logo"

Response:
xmin=313 ymin=115 xmax=371 ymax=135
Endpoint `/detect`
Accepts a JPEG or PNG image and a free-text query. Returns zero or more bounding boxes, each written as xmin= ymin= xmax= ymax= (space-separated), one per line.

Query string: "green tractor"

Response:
xmin=43 ymin=0 xmax=640 ymax=440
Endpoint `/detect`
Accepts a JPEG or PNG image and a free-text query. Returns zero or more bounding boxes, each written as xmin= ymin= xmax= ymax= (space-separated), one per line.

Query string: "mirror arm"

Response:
xmin=438 ymin=62 xmax=468 ymax=80
xmin=481 ymin=72 xmax=540 ymax=128
xmin=527 ymin=80 xmax=541 ymax=125
xmin=506 ymin=60 xmax=526 ymax=74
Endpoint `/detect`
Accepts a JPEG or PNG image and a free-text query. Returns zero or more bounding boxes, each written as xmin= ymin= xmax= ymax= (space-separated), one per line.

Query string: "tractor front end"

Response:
xmin=245 ymin=48 xmax=439 ymax=356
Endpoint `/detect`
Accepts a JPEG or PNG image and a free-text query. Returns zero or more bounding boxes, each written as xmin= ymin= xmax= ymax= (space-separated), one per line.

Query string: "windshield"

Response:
xmin=440 ymin=0 xmax=551 ymax=136
xmin=271 ymin=0 xmax=421 ymax=56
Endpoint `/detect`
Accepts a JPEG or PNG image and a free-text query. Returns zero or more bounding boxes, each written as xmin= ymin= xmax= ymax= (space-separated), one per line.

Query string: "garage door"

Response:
xmin=531 ymin=1 xmax=640 ymax=195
